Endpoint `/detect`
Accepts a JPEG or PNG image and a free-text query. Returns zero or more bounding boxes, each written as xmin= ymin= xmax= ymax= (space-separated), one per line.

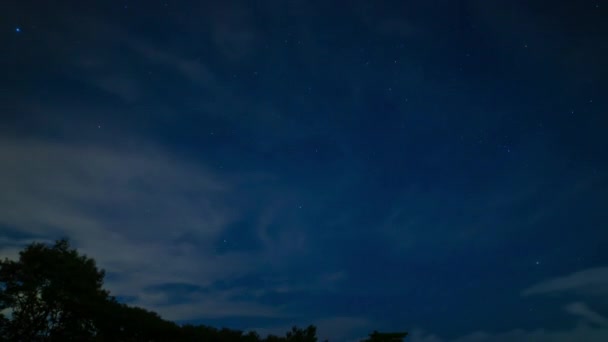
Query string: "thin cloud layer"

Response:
xmin=565 ymin=302 xmax=608 ymax=326
xmin=408 ymin=310 xmax=608 ymax=342
xmin=0 ymin=137 xmax=350 ymax=324
xmin=439 ymin=326 xmax=608 ymax=342
xmin=405 ymin=269 xmax=608 ymax=342
xmin=0 ymin=138 xmax=271 ymax=319
xmin=523 ymin=267 xmax=608 ymax=296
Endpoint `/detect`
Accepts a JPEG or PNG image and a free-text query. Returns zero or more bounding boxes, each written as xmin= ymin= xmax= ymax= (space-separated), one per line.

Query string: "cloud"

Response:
xmin=205 ymin=2 xmax=259 ymax=61
xmin=565 ymin=302 xmax=608 ymax=326
xmin=62 ymin=16 xmax=288 ymax=130
xmin=89 ymin=74 xmax=143 ymax=103
xmin=0 ymin=137 xmax=274 ymax=320
xmin=522 ymin=267 xmax=608 ymax=296
xmin=451 ymin=326 xmax=608 ymax=342
xmin=0 ymin=136 xmax=350 ymax=324
xmin=404 ymin=267 xmax=608 ymax=342
xmin=406 ymin=325 xmax=608 ymax=342
xmin=0 ymin=236 xmax=55 ymax=261
xmin=38 ymin=11 xmax=220 ymax=103
xmin=313 ymin=316 xmax=375 ymax=342
xmin=128 ymin=42 xmax=218 ymax=87
xmin=136 ymin=291 xmax=281 ymax=321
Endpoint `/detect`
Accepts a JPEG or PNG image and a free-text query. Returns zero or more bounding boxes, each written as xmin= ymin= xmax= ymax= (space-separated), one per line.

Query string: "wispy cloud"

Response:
xmin=0 ymin=137 xmax=271 ymax=319
xmin=407 ymin=325 xmax=608 ymax=342
xmin=39 ymin=11 xmax=220 ymax=104
xmin=137 ymin=291 xmax=282 ymax=321
xmin=565 ymin=302 xmax=608 ymax=326
xmin=0 ymin=136 xmax=349 ymax=323
xmin=522 ymin=267 xmax=608 ymax=296
xmin=405 ymin=267 xmax=608 ymax=342
xmin=127 ymin=41 xmax=218 ymax=87
xmin=90 ymin=74 xmax=143 ymax=103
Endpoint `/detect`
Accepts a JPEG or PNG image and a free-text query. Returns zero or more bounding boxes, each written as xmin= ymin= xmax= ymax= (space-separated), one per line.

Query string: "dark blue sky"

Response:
xmin=2 ymin=0 xmax=608 ymax=341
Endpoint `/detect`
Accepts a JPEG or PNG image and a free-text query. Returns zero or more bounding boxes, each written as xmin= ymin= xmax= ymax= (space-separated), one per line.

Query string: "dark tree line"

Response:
xmin=0 ymin=240 xmax=406 ymax=341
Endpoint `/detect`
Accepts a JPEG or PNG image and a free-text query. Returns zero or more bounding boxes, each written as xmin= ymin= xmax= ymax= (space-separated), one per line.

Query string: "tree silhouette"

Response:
xmin=361 ymin=330 xmax=408 ymax=342
xmin=285 ymin=325 xmax=318 ymax=342
xmin=0 ymin=239 xmax=109 ymax=341
xmin=0 ymin=239 xmax=404 ymax=341
xmin=93 ymin=298 xmax=181 ymax=341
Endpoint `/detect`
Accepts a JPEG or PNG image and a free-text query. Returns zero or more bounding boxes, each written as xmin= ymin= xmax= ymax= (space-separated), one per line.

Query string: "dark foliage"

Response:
xmin=0 ymin=240 xmax=109 ymax=341
xmin=361 ymin=330 xmax=408 ymax=342
xmin=0 ymin=239 xmax=407 ymax=341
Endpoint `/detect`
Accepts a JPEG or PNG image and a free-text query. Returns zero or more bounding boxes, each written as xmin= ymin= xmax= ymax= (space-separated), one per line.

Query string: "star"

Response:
xmin=535 ymin=261 xmax=540 ymax=265
xmin=15 ymin=27 xmax=21 ymax=33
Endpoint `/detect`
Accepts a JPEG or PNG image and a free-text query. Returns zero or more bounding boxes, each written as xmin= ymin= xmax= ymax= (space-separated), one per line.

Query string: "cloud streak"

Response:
xmin=523 ymin=267 xmax=608 ymax=296
xmin=565 ymin=302 xmax=608 ymax=326
xmin=0 ymin=136 xmax=350 ymax=324
xmin=0 ymin=137 xmax=272 ymax=320
xmin=407 ymin=324 xmax=608 ymax=342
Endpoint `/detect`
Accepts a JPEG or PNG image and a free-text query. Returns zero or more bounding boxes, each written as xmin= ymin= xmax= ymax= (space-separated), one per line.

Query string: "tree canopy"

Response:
xmin=0 ymin=240 xmax=109 ymax=341
xmin=361 ymin=331 xmax=409 ymax=342
xmin=0 ymin=239 xmax=407 ymax=341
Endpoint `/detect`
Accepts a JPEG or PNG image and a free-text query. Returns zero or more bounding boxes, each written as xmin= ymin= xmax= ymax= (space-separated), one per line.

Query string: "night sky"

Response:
xmin=2 ymin=1 xmax=608 ymax=341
